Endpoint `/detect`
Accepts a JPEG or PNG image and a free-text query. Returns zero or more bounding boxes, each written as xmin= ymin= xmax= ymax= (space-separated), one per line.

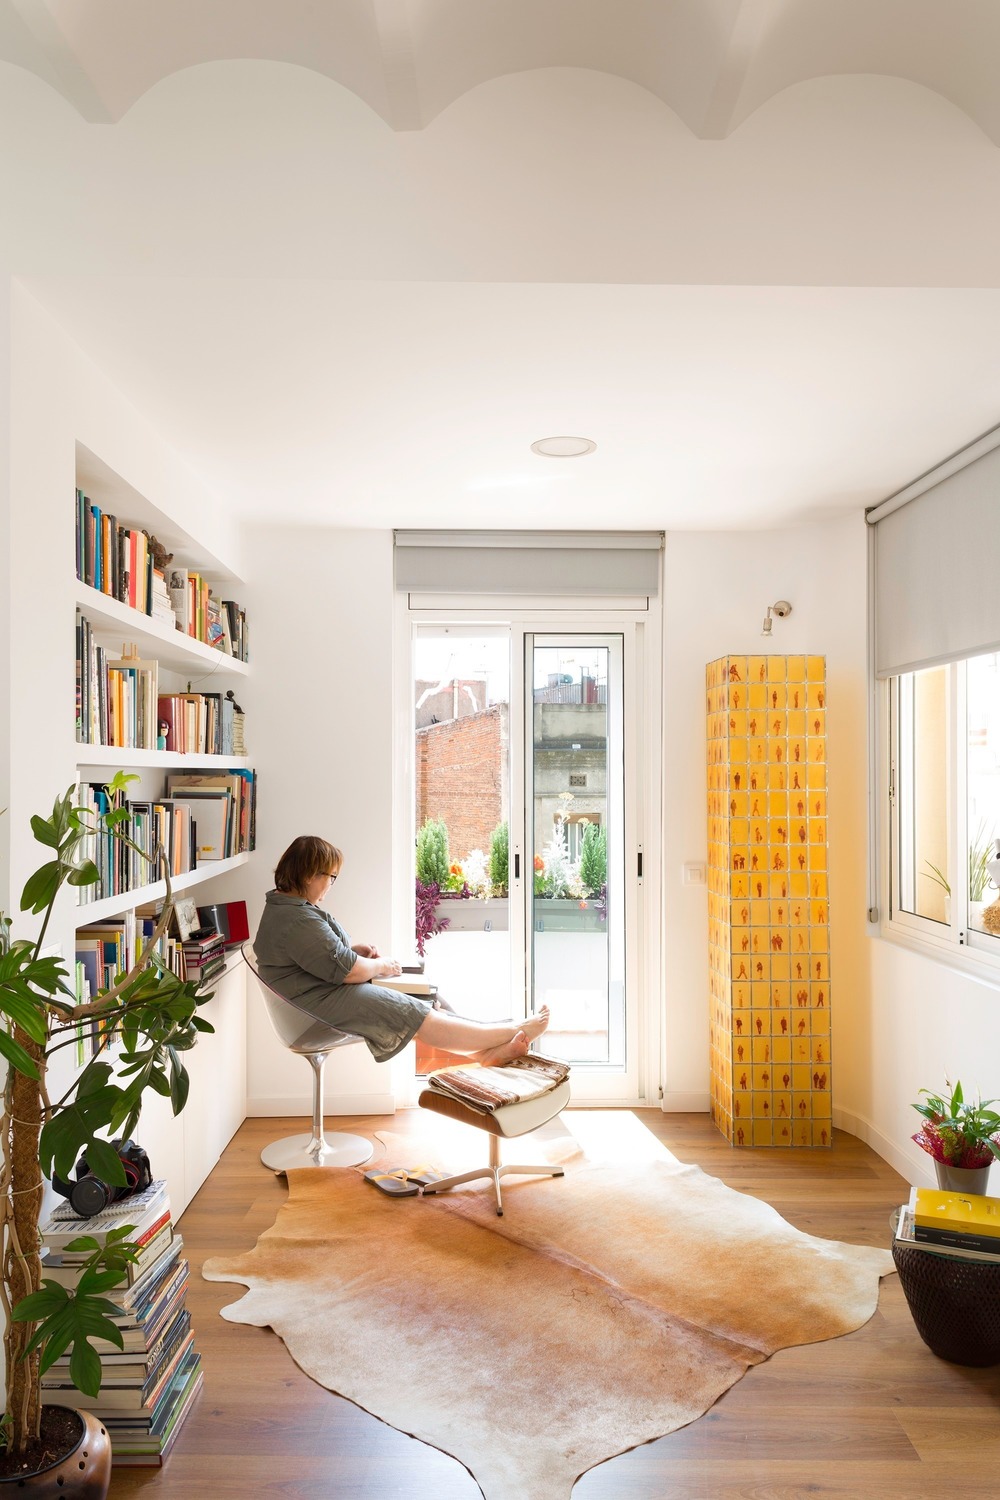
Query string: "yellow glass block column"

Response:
xmin=707 ymin=655 xmax=832 ymax=1148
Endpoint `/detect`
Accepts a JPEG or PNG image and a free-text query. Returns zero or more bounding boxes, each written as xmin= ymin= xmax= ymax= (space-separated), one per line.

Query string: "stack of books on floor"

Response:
xmin=895 ymin=1184 xmax=1000 ymax=1261
xmin=38 ymin=1180 xmax=203 ymax=1466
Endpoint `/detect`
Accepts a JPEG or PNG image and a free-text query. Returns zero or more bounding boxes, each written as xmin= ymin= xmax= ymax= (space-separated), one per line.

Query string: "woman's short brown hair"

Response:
xmin=273 ymin=836 xmax=343 ymax=894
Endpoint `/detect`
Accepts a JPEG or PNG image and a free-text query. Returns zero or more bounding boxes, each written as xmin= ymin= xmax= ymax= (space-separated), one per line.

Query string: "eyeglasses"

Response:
xmin=325 ymin=872 xmax=338 ymax=883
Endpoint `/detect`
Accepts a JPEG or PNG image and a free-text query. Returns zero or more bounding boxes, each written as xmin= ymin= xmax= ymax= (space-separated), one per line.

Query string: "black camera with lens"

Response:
xmin=52 ymin=1138 xmax=153 ymax=1219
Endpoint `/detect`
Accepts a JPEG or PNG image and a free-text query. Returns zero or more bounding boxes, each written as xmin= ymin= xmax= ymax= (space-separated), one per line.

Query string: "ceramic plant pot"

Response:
xmin=0 ymin=1409 xmax=111 ymax=1498
xmin=933 ymin=1160 xmax=993 ymax=1195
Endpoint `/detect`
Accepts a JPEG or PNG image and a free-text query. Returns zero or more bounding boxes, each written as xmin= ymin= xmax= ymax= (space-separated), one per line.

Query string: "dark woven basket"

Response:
xmin=893 ymin=1241 xmax=1000 ymax=1366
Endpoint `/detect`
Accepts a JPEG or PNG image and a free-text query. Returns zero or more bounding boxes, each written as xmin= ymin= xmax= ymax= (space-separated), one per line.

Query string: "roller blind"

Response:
xmin=868 ymin=428 xmax=1000 ymax=678
xmin=394 ymin=531 xmax=662 ymax=598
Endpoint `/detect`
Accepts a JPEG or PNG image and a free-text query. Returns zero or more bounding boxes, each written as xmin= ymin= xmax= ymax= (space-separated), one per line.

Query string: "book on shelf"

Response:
xmin=150 ymin=566 xmax=176 ymax=626
xmin=75 ymin=492 xmax=158 ymax=619
xmin=166 ymin=770 xmax=257 ymax=856
xmin=180 ymin=927 xmax=227 ymax=986
xmin=76 ymin=616 xmax=164 ymax=750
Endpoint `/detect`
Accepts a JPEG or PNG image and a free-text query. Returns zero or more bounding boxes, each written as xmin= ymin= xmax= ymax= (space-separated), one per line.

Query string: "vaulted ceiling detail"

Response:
xmin=3 ymin=0 xmax=1000 ymax=142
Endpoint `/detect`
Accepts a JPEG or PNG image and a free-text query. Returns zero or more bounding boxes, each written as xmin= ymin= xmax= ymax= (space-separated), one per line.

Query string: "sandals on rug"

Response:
xmin=364 ymin=1165 xmax=445 ymax=1197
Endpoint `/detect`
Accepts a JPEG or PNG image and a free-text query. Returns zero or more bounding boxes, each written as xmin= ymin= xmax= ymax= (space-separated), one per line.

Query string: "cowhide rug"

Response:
xmin=203 ymin=1111 xmax=894 ymax=1499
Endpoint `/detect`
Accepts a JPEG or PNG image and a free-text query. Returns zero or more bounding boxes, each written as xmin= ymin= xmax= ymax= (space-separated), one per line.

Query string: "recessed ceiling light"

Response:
xmin=530 ymin=435 xmax=597 ymax=458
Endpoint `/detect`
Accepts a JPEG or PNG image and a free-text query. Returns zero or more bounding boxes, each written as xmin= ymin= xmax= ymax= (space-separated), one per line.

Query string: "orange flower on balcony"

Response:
xmin=449 ymin=863 xmax=462 ymax=876
xmin=534 ymin=855 xmax=544 ymax=872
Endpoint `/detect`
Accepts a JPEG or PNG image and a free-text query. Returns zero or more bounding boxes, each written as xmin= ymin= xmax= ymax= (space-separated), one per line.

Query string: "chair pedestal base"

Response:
xmin=261 ymin=1131 xmax=373 ymax=1173
xmin=423 ymin=1134 xmax=564 ymax=1216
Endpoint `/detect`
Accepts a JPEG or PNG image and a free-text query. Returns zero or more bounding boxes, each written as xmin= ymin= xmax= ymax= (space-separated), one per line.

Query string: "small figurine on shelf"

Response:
xmin=144 ymin=532 xmax=173 ymax=572
xmin=157 ymin=719 xmax=170 ymax=752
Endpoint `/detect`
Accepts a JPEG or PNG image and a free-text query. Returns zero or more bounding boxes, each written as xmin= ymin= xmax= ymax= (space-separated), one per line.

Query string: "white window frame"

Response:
xmin=878 ymin=657 xmax=1000 ymax=983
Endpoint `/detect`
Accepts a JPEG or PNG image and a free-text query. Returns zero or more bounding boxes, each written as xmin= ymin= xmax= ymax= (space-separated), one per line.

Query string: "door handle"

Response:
xmin=514 ymin=853 xmax=520 ymax=880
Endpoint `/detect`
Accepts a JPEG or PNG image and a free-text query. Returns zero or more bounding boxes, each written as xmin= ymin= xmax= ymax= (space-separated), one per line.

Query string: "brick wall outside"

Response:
xmin=416 ymin=705 xmax=507 ymax=862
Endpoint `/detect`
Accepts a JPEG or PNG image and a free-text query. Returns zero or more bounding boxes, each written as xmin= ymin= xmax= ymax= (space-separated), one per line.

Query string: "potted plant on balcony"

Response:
xmin=912 ymin=1079 xmax=1000 ymax=1193
xmin=924 ymin=821 xmax=998 ymax=929
xmin=0 ymin=777 xmax=210 ymax=1490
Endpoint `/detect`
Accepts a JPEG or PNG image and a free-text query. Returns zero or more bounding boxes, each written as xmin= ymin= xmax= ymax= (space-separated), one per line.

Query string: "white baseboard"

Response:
xmin=247 ymin=1092 xmax=397 ymax=1117
xmin=832 ymin=1105 xmax=930 ymax=1187
xmin=660 ymin=1091 xmax=711 ymax=1113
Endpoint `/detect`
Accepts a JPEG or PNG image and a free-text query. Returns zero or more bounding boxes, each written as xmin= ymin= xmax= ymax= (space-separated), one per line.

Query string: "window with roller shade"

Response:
xmin=869 ymin=429 xmax=1000 ymax=968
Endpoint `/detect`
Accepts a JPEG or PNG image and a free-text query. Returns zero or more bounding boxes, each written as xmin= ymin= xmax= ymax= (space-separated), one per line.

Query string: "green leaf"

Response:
xmin=77 ymin=1061 xmax=114 ymax=1098
xmin=29 ymin=814 xmax=60 ymax=849
xmin=0 ymin=1029 xmax=40 ymax=1080
xmin=11 ymin=1285 xmax=69 ymax=1322
xmin=168 ymin=1047 xmax=190 ymax=1114
xmin=68 ymin=1339 xmax=103 ymax=1398
xmin=0 ymin=987 xmax=48 ymax=1044
xmin=66 ymin=861 xmax=100 ymax=888
xmin=19 ymin=861 xmax=62 ymax=914
xmin=83 ymin=1137 xmax=129 ymax=1188
xmin=74 ymin=1269 xmax=133 ymax=1296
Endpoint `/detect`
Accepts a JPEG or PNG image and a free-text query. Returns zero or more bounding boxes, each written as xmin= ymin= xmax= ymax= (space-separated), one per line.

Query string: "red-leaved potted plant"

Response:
xmin=912 ymin=1080 xmax=1000 ymax=1193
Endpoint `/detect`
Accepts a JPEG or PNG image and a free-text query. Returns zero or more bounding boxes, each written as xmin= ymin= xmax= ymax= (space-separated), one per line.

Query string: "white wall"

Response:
xmin=0 ymin=279 xmax=11 ymax=913
xmin=863 ymin=920 xmax=1000 ymax=1188
xmin=661 ymin=517 xmax=872 ymax=1121
xmin=229 ymin=523 xmax=398 ymax=1116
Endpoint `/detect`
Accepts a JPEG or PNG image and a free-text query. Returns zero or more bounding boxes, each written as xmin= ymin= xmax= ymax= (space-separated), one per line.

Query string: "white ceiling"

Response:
xmin=6 ymin=1 xmax=1000 ymax=529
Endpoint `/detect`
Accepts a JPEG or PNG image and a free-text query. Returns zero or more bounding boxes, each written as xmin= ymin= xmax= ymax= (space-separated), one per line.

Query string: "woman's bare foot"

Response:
xmin=476 ymin=1030 xmax=530 ymax=1067
xmin=522 ymin=1005 xmax=550 ymax=1042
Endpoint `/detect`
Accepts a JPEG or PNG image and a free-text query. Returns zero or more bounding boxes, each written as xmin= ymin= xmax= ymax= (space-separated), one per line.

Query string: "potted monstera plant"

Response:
xmin=912 ymin=1079 xmax=1000 ymax=1194
xmin=0 ymin=777 xmax=211 ymax=1490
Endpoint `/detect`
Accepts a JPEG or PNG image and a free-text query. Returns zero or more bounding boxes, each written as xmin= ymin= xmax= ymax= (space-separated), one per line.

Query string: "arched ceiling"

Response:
xmin=4 ymin=0 xmax=1000 ymax=141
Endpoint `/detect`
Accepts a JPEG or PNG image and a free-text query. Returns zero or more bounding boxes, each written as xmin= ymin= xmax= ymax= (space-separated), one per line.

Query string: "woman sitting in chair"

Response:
xmin=254 ymin=835 xmax=550 ymax=1067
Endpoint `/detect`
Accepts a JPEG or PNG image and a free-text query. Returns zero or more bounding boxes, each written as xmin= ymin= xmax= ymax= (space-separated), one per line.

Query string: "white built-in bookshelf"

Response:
xmin=74 ymin=441 xmax=256 ymax=923
xmin=71 ymin=441 xmax=251 ymax=1217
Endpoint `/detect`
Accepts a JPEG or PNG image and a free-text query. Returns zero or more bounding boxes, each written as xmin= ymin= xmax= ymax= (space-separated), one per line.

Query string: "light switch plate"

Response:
xmin=682 ymin=862 xmax=707 ymax=886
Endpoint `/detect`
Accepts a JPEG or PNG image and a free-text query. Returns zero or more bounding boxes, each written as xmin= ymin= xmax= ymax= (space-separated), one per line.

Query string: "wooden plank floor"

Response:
xmin=108 ymin=1112 xmax=1000 ymax=1499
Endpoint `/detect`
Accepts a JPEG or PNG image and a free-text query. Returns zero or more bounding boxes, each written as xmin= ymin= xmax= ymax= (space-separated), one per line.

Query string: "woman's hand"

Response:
xmin=344 ymin=952 xmax=401 ymax=984
xmin=353 ymin=943 xmax=380 ymax=959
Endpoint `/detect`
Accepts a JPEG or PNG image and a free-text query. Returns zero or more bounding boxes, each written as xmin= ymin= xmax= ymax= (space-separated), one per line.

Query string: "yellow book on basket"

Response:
xmin=913 ymin=1187 xmax=1000 ymax=1237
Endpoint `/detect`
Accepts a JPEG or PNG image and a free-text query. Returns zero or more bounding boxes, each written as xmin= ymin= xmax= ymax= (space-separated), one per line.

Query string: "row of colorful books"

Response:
xmin=76 ymin=615 xmax=248 ymax=756
xmin=39 ymin=1180 xmax=203 ymax=1466
xmin=76 ymin=772 xmax=257 ymax=904
xmin=166 ymin=567 xmax=249 ymax=662
xmin=75 ymin=911 xmax=187 ymax=1059
xmin=75 ymin=489 xmax=248 ymax=659
xmin=75 ymin=491 xmax=157 ymax=616
xmin=76 ymin=619 xmax=160 ymax=750
xmin=157 ymin=689 xmax=244 ymax=757
xmin=895 ymin=1185 xmax=1000 ymax=1261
